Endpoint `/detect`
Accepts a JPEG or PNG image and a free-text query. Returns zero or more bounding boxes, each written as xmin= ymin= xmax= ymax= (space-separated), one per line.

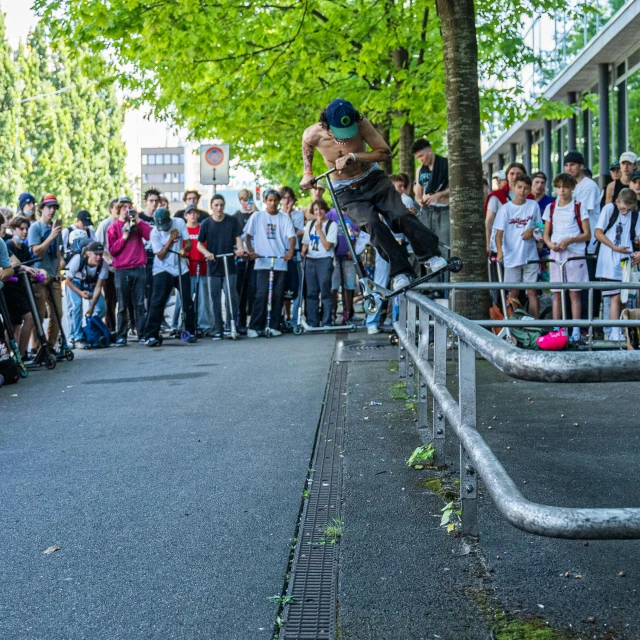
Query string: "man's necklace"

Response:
xmin=333 ymin=137 xmax=351 ymax=146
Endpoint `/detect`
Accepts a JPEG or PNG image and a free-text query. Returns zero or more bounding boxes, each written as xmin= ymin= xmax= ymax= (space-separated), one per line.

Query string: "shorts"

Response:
xmin=2 ymin=281 xmax=31 ymax=325
xmin=549 ymin=249 xmax=588 ymax=292
xmin=599 ymin=278 xmax=621 ymax=297
xmin=331 ymin=257 xmax=356 ymax=290
xmin=503 ymin=263 xmax=538 ymax=284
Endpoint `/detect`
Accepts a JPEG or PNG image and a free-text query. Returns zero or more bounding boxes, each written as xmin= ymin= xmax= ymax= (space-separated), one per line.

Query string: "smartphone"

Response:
xmin=53 ymin=219 xmax=62 ymax=228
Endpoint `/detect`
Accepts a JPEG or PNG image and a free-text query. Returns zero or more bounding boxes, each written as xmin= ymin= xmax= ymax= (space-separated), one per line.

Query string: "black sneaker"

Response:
xmin=115 ymin=339 xmax=127 ymax=347
xmin=147 ymin=337 xmax=161 ymax=347
xmin=212 ymin=333 xmax=222 ymax=341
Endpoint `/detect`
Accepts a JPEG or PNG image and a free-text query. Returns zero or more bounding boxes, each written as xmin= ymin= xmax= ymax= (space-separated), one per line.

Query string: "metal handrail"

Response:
xmin=415 ymin=281 xmax=640 ymax=291
xmin=393 ymin=290 xmax=640 ymax=539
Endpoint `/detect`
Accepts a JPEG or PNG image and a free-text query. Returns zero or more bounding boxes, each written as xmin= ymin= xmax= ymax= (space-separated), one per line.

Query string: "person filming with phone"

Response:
xmin=28 ymin=194 xmax=65 ymax=348
xmin=106 ymin=197 xmax=152 ymax=346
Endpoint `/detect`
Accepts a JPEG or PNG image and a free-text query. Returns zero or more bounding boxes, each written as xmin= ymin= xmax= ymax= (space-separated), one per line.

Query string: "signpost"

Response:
xmin=200 ymin=144 xmax=230 ymax=191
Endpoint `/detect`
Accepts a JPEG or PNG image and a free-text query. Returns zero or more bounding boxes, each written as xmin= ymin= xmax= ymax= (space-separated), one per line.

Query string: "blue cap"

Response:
xmin=17 ymin=192 xmax=35 ymax=213
xmin=325 ymin=99 xmax=358 ymax=140
xmin=153 ymin=207 xmax=172 ymax=232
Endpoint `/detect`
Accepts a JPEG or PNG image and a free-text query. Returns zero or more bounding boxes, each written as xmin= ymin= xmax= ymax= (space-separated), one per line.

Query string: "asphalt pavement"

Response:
xmin=0 ymin=333 xmax=336 ymax=640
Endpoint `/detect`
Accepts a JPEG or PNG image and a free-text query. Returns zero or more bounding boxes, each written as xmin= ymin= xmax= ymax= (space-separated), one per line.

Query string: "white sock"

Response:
xmin=610 ymin=328 xmax=620 ymax=341
xmin=571 ymin=327 xmax=581 ymax=339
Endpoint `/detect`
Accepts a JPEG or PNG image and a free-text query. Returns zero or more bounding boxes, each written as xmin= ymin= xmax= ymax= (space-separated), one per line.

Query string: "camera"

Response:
xmin=128 ymin=209 xmax=137 ymax=227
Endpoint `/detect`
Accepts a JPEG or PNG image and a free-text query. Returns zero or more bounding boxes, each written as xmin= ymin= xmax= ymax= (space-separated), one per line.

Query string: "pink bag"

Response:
xmin=536 ymin=328 xmax=568 ymax=351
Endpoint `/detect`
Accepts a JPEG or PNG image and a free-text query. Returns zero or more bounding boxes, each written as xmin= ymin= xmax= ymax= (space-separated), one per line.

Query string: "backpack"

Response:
xmin=81 ymin=316 xmax=111 ymax=349
xmin=595 ymin=205 xmax=639 ymax=256
xmin=548 ymin=201 xmax=583 ymax=235
xmin=488 ymin=297 xmax=522 ymax=335
xmin=508 ymin=309 xmax=543 ymax=349
xmin=64 ymin=235 xmax=92 ymax=266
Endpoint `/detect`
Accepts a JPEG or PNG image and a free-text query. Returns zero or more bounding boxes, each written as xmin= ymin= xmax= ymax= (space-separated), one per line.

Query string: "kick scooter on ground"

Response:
xmin=311 ymin=167 xmax=463 ymax=315
xmin=47 ymin=279 xmax=74 ymax=361
xmin=292 ymin=257 xmax=357 ymax=335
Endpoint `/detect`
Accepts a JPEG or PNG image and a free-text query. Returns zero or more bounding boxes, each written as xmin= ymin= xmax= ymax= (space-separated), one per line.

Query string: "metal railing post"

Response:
xmin=417 ymin=311 xmax=430 ymax=437
xmin=398 ymin=295 xmax=407 ymax=380
xmin=433 ymin=320 xmax=447 ymax=467
xmin=458 ymin=339 xmax=478 ymax=537
xmin=588 ymin=286 xmax=594 ymax=351
xmin=406 ymin=298 xmax=416 ymax=396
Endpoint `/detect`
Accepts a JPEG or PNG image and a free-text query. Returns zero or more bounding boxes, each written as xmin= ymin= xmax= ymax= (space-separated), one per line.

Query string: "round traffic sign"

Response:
xmin=204 ymin=146 xmax=225 ymax=166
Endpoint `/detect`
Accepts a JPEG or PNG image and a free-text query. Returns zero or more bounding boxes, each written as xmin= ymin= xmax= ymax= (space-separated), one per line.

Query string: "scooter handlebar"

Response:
xmin=310 ymin=167 xmax=337 ymax=186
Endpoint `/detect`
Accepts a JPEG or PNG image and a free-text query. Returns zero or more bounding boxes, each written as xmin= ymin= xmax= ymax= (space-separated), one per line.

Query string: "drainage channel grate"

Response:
xmin=279 ymin=360 xmax=347 ymax=640
xmin=333 ymin=339 xmax=396 ymax=362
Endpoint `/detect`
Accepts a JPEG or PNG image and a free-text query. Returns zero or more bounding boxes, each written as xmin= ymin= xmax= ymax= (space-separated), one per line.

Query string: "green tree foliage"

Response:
xmin=36 ymin=0 xmax=569 ymax=186
xmin=0 ymin=17 xmax=126 ymax=222
xmin=0 ymin=13 xmax=22 ymax=204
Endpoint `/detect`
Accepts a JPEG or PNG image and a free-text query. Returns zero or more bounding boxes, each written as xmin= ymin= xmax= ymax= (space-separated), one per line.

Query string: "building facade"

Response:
xmin=483 ymin=0 xmax=640 ymax=191
xmin=141 ymin=147 xmax=186 ymax=213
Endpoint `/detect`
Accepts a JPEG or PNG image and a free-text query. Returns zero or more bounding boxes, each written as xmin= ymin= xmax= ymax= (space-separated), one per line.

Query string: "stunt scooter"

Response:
xmin=215 ymin=253 xmax=239 ymax=340
xmin=311 ymin=167 xmax=463 ymax=314
xmin=47 ymin=279 xmax=74 ymax=361
xmin=16 ymin=270 xmax=58 ymax=370
xmin=292 ymin=256 xmax=358 ymax=335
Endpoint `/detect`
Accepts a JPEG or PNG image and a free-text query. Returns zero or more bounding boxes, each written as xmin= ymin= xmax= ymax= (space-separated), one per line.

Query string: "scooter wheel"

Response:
xmin=65 ymin=350 xmax=75 ymax=362
xmin=347 ymin=322 xmax=358 ymax=333
xmin=448 ymin=257 xmax=464 ymax=273
xmin=19 ymin=364 xmax=28 ymax=378
xmin=180 ymin=331 xmax=191 ymax=342
xmin=389 ymin=333 xmax=399 ymax=345
xmin=264 ymin=328 xmax=272 ymax=339
xmin=364 ymin=296 xmax=379 ymax=316
xmin=45 ymin=353 xmax=57 ymax=370
xmin=293 ymin=325 xmax=304 ymax=336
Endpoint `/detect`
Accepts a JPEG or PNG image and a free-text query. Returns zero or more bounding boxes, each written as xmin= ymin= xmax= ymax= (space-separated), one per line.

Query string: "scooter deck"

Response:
xmin=387 ymin=257 xmax=463 ymax=299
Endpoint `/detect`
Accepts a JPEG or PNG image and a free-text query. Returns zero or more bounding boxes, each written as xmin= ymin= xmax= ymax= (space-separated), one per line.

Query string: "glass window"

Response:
xmin=148 ymin=154 xmax=156 ymax=165
xmin=172 ymin=172 xmax=179 ymax=184
xmin=142 ymin=174 xmax=148 ymax=183
xmin=164 ymin=173 xmax=172 ymax=184
xmin=164 ymin=153 xmax=171 ymax=165
xmin=179 ymin=173 xmax=185 ymax=183
xmin=172 ymin=154 xmax=179 ymax=164
xmin=142 ymin=154 xmax=148 ymax=166
xmin=156 ymin=154 xmax=164 ymax=165
xmin=179 ymin=154 xmax=185 ymax=164
xmin=172 ymin=192 xmax=180 ymax=202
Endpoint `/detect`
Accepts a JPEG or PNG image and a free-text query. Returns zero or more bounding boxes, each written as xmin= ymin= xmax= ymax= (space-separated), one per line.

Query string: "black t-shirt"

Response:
xmin=175 ymin=208 xmax=210 ymax=224
xmin=6 ymin=239 xmax=31 ymax=263
xmin=234 ymin=211 xmax=251 ymax=229
xmin=198 ymin=215 xmax=243 ymax=276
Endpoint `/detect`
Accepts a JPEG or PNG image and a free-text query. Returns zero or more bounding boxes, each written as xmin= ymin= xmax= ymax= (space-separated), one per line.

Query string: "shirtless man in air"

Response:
xmin=300 ymin=98 xmax=439 ymax=289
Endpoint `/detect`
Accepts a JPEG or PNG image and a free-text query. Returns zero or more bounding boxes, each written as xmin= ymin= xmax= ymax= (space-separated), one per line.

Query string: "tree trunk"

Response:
xmin=398 ymin=121 xmax=415 ymax=180
xmin=375 ymin=123 xmax=394 ymax=174
xmin=393 ymin=47 xmax=416 ymax=183
xmin=435 ymin=0 xmax=489 ymax=319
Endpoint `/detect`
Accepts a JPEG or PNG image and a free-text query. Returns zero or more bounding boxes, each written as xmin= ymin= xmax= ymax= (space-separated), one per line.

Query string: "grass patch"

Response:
xmin=391 ymin=382 xmax=410 ymax=400
xmin=388 ymin=361 xmax=399 ymax=373
xmin=407 ymin=443 xmax=435 ymax=467
xmin=405 ymin=401 xmax=417 ymax=411
xmin=418 ymin=476 xmax=457 ymax=501
xmin=492 ymin=611 xmax=575 ymax=639
xmin=325 ymin=518 xmax=344 ymax=542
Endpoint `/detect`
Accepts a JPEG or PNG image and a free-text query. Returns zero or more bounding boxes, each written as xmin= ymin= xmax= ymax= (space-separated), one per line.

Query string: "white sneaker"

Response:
xmin=247 ymin=329 xmax=259 ymax=338
xmin=392 ymin=274 xmax=412 ymax=291
xmin=609 ymin=328 xmax=621 ymax=342
xmin=270 ymin=329 xmax=282 ymax=337
xmin=367 ymin=325 xmax=380 ymax=335
xmin=425 ymin=256 xmax=448 ymax=272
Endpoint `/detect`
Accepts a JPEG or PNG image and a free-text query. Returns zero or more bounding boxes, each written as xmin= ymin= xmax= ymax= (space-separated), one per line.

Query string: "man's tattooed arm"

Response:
xmin=302 ymin=138 xmax=315 ymax=174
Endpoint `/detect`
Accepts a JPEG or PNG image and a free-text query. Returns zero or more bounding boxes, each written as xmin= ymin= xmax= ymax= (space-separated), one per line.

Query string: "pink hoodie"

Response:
xmin=107 ymin=219 xmax=152 ymax=270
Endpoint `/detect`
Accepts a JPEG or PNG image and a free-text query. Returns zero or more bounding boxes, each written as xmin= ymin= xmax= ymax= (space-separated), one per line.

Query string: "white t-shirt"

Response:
xmin=492 ymin=200 xmax=541 ymax=268
xmin=542 ymin=200 xmax=591 ymax=254
xmin=573 ymin=176 xmax=601 ymax=253
xmin=302 ymin=219 xmax=338 ymax=259
xmin=65 ymin=253 xmax=109 ymax=282
xmin=595 ymin=203 xmax=640 ymax=280
xmin=150 ymin=218 xmax=190 ymax=276
xmin=245 ymin=210 xmax=296 ymax=271
xmin=487 ymin=192 xmax=515 ymax=252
